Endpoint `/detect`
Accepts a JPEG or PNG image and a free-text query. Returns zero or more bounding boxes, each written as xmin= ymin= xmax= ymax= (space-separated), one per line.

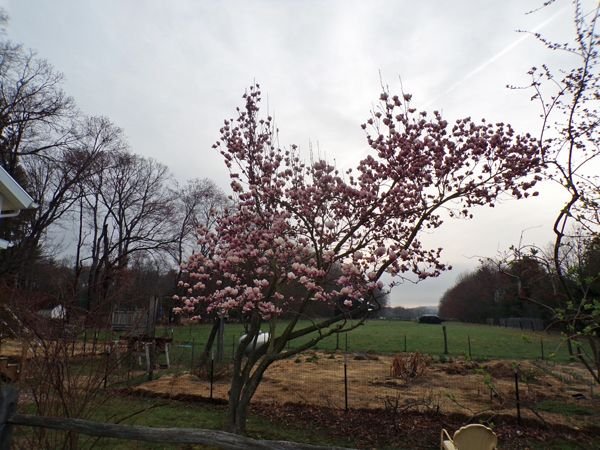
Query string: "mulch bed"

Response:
xmin=252 ymin=402 xmax=600 ymax=450
xmin=117 ymin=386 xmax=600 ymax=449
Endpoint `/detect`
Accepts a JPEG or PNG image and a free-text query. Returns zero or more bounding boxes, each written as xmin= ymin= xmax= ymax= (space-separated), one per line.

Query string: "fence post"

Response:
xmin=467 ymin=335 xmax=472 ymax=360
xmin=190 ymin=339 xmax=195 ymax=371
xmin=210 ymin=352 xmax=214 ymax=400
xmin=442 ymin=325 xmax=448 ymax=355
xmin=103 ymin=346 xmax=110 ymax=389
xmin=0 ymin=385 xmax=18 ymax=450
xmin=344 ymin=334 xmax=349 ymax=411
xmin=514 ymin=369 xmax=522 ymax=426
xmin=164 ymin=343 xmax=171 ymax=369
xmin=540 ymin=338 xmax=545 ymax=361
xmin=403 ymin=335 xmax=407 ymax=353
xmin=567 ymin=337 xmax=574 ymax=360
xmin=92 ymin=330 xmax=98 ymax=355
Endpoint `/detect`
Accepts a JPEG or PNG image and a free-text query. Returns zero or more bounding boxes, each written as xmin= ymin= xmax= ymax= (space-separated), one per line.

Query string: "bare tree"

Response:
xmin=508 ymin=0 xmax=600 ymax=381
xmin=0 ymin=43 xmax=76 ymax=173
xmin=171 ymin=178 xmax=228 ymax=280
xmin=79 ymin=151 xmax=177 ymax=313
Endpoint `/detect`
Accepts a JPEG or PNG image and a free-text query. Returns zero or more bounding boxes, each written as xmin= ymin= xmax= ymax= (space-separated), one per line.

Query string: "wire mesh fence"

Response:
xmin=123 ymin=330 xmax=597 ymax=429
xmin=3 ymin=323 xmax=597 ymax=429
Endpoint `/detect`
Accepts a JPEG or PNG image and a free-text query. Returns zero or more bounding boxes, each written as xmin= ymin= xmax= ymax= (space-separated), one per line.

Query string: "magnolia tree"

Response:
xmin=176 ymin=84 xmax=541 ymax=433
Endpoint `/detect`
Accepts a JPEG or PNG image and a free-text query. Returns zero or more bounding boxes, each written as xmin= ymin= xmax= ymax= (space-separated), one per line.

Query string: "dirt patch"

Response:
xmin=134 ymin=351 xmax=599 ymax=430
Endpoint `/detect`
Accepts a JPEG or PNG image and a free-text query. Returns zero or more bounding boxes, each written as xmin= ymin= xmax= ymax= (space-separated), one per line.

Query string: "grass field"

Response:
xmin=14 ymin=393 xmax=599 ymax=450
xmin=10 ymin=320 xmax=598 ymax=449
xmin=159 ymin=319 xmax=579 ymax=363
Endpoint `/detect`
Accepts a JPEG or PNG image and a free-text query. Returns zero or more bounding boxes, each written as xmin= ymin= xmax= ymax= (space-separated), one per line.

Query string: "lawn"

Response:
xmin=159 ymin=319 xmax=578 ymax=363
xmin=14 ymin=393 xmax=600 ymax=450
xmin=14 ymin=395 xmax=353 ymax=450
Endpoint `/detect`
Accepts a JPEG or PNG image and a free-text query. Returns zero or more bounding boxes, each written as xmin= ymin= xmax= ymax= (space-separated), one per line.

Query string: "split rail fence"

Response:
xmin=0 ymin=386 xmax=353 ymax=450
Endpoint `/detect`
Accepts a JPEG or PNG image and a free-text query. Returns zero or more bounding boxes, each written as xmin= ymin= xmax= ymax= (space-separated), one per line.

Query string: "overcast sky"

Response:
xmin=2 ymin=0 xmax=589 ymax=307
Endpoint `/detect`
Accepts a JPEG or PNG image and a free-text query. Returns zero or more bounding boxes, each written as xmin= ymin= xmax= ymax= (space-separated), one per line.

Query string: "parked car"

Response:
xmin=418 ymin=314 xmax=443 ymax=324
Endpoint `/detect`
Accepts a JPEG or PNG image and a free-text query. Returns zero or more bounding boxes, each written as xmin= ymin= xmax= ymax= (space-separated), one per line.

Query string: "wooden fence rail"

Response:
xmin=0 ymin=386 xmax=353 ymax=450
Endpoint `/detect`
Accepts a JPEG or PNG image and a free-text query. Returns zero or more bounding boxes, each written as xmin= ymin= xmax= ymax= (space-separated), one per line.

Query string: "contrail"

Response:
xmin=423 ymin=5 xmax=569 ymax=109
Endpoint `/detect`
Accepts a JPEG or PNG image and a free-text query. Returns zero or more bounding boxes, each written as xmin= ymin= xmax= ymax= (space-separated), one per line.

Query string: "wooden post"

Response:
xmin=403 ymin=335 xmax=407 ymax=353
xmin=114 ymin=340 xmax=121 ymax=369
xmin=343 ymin=360 xmax=348 ymax=412
xmin=467 ymin=335 xmax=472 ymax=360
xmin=514 ymin=370 xmax=522 ymax=426
xmin=164 ymin=343 xmax=170 ymax=369
xmin=567 ymin=337 xmax=574 ymax=359
xmin=92 ymin=330 xmax=98 ymax=355
xmin=442 ymin=325 xmax=448 ymax=355
xmin=540 ymin=338 xmax=545 ymax=361
xmin=1 ymin=386 xmax=18 ymax=450
xmin=144 ymin=343 xmax=152 ymax=381
xmin=19 ymin=339 xmax=29 ymax=382
xmin=103 ymin=346 xmax=110 ymax=389
xmin=209 ymin=353 xmax=214 ymax=400
xmin=190 ymin=339 xmax=195 ymax=371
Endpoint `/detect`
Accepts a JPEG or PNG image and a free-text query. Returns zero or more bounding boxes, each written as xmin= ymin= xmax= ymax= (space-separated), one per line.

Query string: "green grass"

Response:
xmin=156 ymin=320 xmax=579 ymax=363
xmin=15 ymin=395 xmax=352 ymax=450
xmin=536 ymin=400 xmax=596 ymax=416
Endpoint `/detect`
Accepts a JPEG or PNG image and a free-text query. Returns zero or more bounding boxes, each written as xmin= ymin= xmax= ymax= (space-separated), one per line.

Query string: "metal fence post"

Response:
xmin=344 ymin=334 xmax=349 ymax=411
xmin=210 ymin=353 xmax=214 ymax=400
xmin=467 ymin=335 xmax=472 ymax=359
xmin=190 ymin=339 xmax=195 ymax=371
xmin=442 ymin=325 xmax=448 ymax=355
xmin=0 ymin=385 xmax=18 ymax=450
xmin=514 ymin=369 xmax=522 ymax=426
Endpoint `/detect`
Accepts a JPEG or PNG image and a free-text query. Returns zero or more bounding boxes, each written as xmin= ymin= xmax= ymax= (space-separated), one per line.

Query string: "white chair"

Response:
xmin=440 ymin=424 xmax=498 ymax=450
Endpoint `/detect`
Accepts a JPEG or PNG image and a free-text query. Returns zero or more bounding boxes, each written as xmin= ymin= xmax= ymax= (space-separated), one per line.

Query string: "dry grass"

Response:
xmin=133 ymin=351 xmax=598 ymax=428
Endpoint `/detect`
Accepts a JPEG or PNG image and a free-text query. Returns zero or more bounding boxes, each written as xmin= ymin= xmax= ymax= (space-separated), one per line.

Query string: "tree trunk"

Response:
xmin=197 ymin=320 xmax=220 ymax=368
xmin=226 ymin=356 xmax=270 ymax=434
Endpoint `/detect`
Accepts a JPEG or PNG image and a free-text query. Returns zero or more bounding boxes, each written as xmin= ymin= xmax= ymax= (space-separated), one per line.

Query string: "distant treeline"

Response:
xmin=378 ymin=305 xmax=438 ymax=320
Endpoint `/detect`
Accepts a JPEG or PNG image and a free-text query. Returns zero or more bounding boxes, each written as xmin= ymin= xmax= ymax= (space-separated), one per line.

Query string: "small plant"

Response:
xmin=476 ymin=367 xmax=503 ymax=404
xmin=305 ymin=354 xmax=319 ymax=363
xmin=384 ymin=390 xmax=441 ymax=420
xmin=390 ymin=352 xmax=429 ymax=381
xmin=438 ymin=354 xmax=454 ymax=363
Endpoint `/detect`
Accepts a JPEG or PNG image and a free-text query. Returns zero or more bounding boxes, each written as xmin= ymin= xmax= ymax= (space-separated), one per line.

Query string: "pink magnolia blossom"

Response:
xmin=174 ymin=83 xmax=540 ymax=326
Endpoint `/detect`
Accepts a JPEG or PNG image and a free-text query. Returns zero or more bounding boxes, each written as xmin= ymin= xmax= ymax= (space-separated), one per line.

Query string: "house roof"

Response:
xmin=0 ymin=165 xmax=37 ymax=213
xmin=0 ymin=165 xmax=37 ymax=249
